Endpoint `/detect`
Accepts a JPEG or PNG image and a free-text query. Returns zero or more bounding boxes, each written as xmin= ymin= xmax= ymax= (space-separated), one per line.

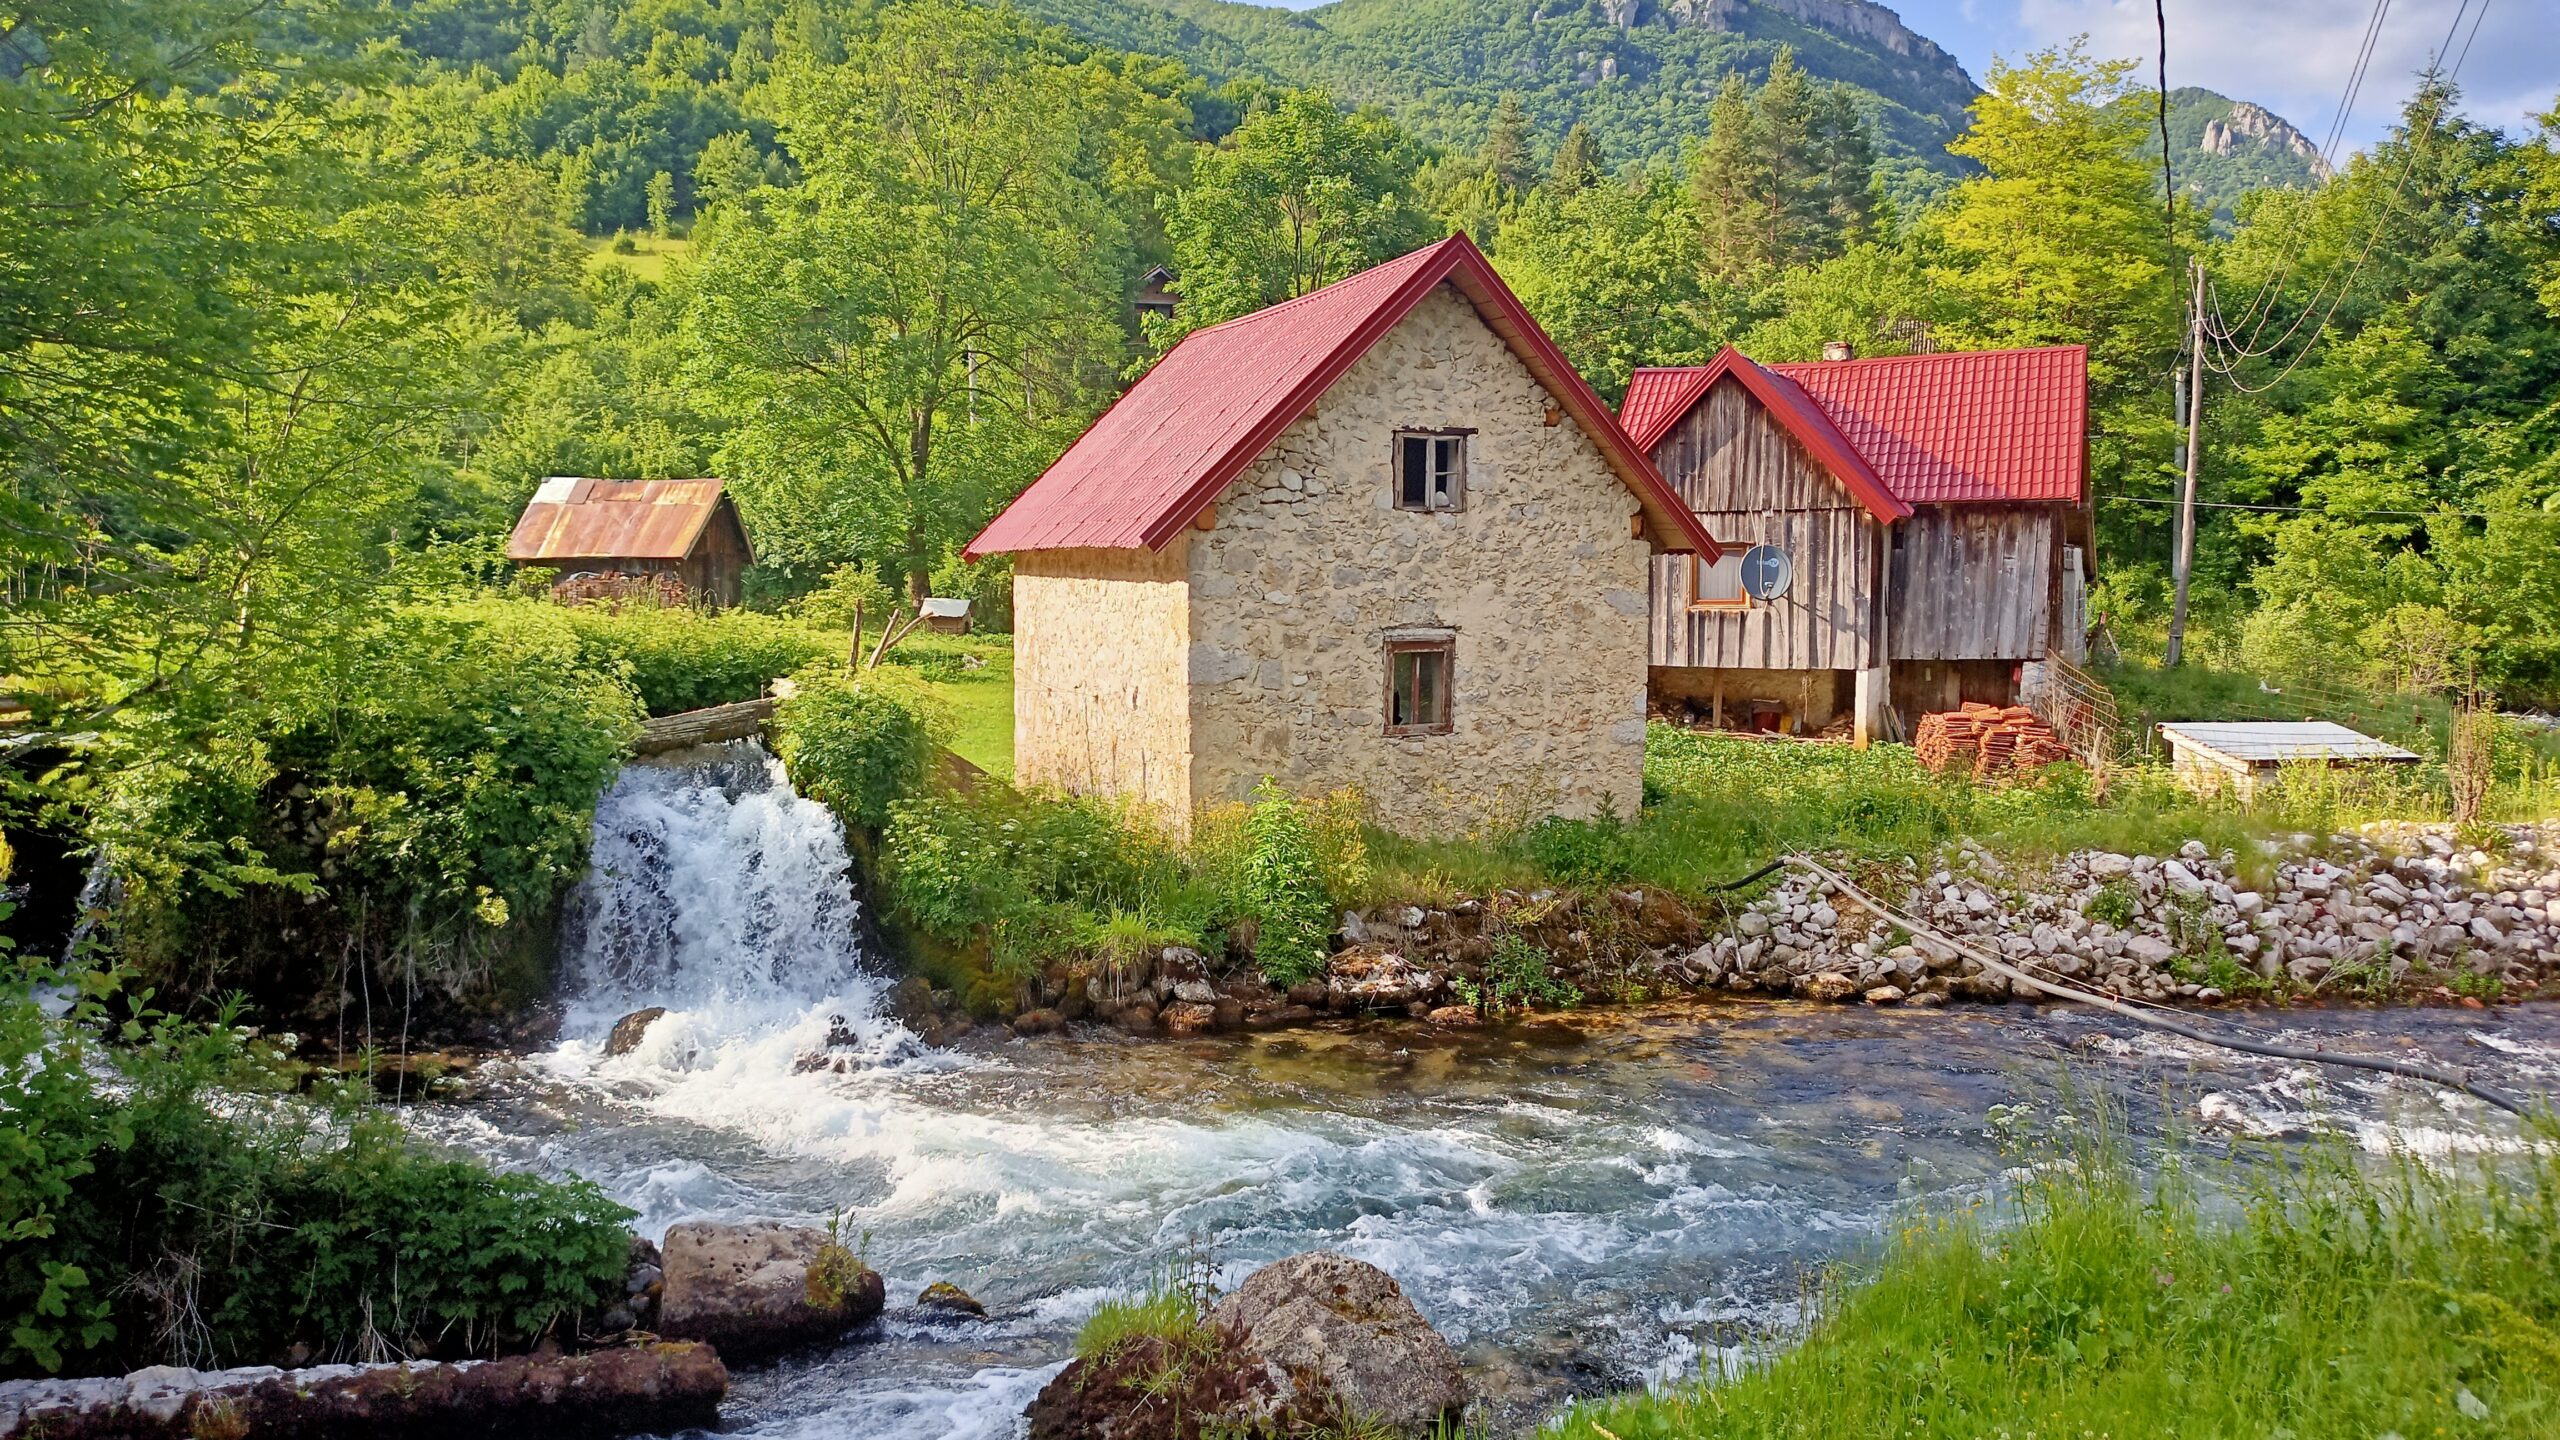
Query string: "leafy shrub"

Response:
xmin=1240 ymin=779 xmax=1332 ymax=986
xmin=1 ymin=947 xmax=631 ymax=1377
xmin=1523 ymin=806 xmax=1634 ymax=888
xmin=774 ymin=667 xmax=941 ymax=830
xmin=880 ymin=785 xmax=1178 ymax=960
xmin=560 ymin=603 xmax=831 ymax=715
xmin=793 ymin=562 xmax=898 ymax=635
xmin=2083 ymin=879 xmax=2139 ymax=928
xmin=1486 ymin=931 xmax=1581 ymax=1011
xmin=90 ymin=600 xmax=641 ymax=999
xmin=929 ymin=547 xmax=1013 ymax=633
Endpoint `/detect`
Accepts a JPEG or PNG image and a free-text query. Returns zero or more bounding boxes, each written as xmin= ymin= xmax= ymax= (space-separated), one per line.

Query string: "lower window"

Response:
xmin=1385 ymin=639 xmax=1453 ymax=735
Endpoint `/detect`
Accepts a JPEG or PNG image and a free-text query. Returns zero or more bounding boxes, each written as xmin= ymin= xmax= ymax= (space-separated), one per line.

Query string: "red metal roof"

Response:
xmin=965 ymin=235 xmax=1716 ymax=560
xmin=1621 ymin=345 xmax=2089 ymax=510
xmin=505 ymin=478 xmax=742 ymax=563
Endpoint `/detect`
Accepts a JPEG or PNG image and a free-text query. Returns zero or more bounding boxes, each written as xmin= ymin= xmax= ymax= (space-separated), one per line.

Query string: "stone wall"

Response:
xmin=1185 ymin=284 xmax=1652 ymax=831
xmin=1012 ymin=545 xmax=1194 ymax=822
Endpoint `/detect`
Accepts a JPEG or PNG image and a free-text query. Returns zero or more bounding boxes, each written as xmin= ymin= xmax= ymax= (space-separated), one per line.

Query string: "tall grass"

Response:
xmin=1547 ymin=1104 xmax=2560 ymax=1439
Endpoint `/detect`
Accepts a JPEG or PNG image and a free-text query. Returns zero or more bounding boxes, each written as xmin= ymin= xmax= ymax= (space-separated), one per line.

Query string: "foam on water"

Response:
xmin=460 ymin=749 xmax=2560 ymax=1437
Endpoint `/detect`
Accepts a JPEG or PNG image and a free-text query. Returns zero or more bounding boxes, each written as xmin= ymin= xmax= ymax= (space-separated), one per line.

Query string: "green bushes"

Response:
xmin=1546 ymin=1103 xmax=2560 ymax=1440
xmin=559 ymin=603 xmax=830 ymax=715
xmin=773 ymin=668 xmax=942 ymax=830
xmin=1235 ymin=780 xmax=1333 ymax=987
xmin=0 ymin=941 xmax=632 ymax=1377
xmin=872 ymin=777 xmax=1372 ymax=1000
xmin=90 ymin=599 xmax=642 ymax=1003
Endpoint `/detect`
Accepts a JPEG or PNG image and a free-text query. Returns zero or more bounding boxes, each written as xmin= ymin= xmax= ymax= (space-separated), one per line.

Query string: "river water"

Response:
xmin=415 ymin=745 xmax=2560 ymax=1438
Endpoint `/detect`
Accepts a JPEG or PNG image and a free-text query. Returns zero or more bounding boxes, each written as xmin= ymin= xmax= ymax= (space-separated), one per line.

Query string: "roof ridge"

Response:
xmin=1181 ymin=238 xmax=1459 ymax=339
xmin=1767 ymin=343 xmax=2087 ymax=371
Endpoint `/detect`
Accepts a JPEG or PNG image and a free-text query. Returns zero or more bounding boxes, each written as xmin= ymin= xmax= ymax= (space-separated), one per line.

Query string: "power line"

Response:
xmin=2153 ymin=0 xmax=2177 ymax=255
xmin=2214 ymin=0 xmax=2395 ymax=346
xmin=2198 ymin=0 xmax=2489 ymax=394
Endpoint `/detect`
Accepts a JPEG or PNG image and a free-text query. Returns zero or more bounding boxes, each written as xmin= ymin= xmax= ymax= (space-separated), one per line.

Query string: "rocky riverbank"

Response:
xmin=844 ymin=823 xmax=2560 ymax=1048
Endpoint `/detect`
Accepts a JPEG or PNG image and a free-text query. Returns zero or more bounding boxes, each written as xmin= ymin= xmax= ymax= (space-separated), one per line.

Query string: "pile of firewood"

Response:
xmin=1914 ymin=703 xmax=2074 ymax=779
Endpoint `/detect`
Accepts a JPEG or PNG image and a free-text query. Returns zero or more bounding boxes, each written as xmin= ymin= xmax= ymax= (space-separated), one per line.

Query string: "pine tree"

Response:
xmin=1482 ymin=92 xmax=1535 ymax=191
xmin=1688 ymin=72 xmax=1771 ymax=280
xmin=1550 ymin=123 xmax=1604 ymax=193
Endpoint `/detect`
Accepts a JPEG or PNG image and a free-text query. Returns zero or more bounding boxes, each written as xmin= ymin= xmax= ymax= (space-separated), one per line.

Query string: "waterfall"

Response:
xmin=556 ymin=740 xmax=913 ymax=1070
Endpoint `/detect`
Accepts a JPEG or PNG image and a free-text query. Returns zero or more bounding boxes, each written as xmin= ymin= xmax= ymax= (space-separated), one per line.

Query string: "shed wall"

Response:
xmin=1887 ymin=506 xmax=2061 ymax=661
xmin=1643 ymin=377 xmax=1882 ymax=672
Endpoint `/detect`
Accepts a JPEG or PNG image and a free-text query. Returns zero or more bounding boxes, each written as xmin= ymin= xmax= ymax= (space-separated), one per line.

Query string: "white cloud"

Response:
xmin=2004 ymin=0 xmax=2554 ymax=156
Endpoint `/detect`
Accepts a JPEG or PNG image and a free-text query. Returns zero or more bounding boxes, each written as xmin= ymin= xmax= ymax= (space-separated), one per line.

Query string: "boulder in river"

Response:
xmin=656 ymin=1221 xmax=884 ymax=1360
xmin=915 ymin=1281 xmax=988 ymax=1320
xmin=606 ymin=1007 xmax=667 ymax=1057
xmin=0 ymin=1344 xmax=727 ymax=1439
xmin=1024 ymin=1251 xmax=1465 ymax=1439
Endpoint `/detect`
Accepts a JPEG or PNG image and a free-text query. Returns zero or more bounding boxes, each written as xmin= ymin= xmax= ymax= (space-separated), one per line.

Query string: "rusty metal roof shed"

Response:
xmin=505 ymin=478 xmax=746 ymax=564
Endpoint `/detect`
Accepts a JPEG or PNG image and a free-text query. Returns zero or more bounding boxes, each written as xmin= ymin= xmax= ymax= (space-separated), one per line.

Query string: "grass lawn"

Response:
xmin=1547 ymin=1113 xmax=2560 ymax=1440
xmin=583 ymin=232 xmax=692 ymax=283
xmin=931 ymin=641 xmax=1013 ymax=778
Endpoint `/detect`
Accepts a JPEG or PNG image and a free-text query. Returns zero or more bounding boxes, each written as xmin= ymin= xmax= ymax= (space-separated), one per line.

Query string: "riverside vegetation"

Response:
xmin=1547 ymin=1103 xmax=2560 ymax=1440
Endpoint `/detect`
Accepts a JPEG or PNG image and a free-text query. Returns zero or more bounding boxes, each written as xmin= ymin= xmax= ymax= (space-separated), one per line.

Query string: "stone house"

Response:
xmin=1619 ymin=344 xmax=2092 ymax=743
xmin=965 ymin=235 xmax=1717 ymax=835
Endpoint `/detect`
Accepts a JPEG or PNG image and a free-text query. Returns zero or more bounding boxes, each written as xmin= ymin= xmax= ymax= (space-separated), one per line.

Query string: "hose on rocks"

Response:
xmin=1779 ymin=853 xmax=2540 ymax=1119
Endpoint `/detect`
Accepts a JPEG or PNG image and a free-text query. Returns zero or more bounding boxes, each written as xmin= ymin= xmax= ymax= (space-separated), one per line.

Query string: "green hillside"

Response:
xmin=1005 ymin=0 xmax=1983 ymax=171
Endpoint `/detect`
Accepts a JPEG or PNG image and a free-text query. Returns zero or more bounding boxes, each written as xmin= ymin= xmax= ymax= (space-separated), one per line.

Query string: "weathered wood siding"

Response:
xmin=1886 ymin=506 xmax=2061 ymax=661
xmin=1646 ymin=377 xmax=1881 ymax=671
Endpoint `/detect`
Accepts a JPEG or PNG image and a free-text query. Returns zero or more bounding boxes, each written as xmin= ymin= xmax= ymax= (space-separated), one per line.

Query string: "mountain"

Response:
xmin=2153 ymin=86 xmax=2333 ymax=225
xmin=1008 ymin=0 xmax=1984 ymax=173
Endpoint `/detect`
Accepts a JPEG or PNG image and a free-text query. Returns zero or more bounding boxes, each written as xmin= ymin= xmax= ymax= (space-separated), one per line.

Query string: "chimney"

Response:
xmin=1821 ymin=340 xmax=1855 ymax=362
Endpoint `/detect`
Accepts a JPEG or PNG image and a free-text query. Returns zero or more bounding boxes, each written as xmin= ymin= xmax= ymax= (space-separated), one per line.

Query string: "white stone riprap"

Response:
xmin=1672 ymin=821 xmax=2560 ymax=1006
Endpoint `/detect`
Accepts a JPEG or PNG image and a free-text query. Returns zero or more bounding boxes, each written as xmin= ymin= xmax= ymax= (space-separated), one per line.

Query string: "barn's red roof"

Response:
xmin=506 ymin=478 xmax=745 ymax=562
xmin=1621 ymin=344 xmax=2089 ymax=510
xmin=965 ymin=235 xmax=1715 ymax=559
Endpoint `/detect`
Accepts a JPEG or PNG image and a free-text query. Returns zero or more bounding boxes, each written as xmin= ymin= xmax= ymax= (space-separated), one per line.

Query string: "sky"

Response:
xmin=1259 ymin=0 xmax=2556 ymax=159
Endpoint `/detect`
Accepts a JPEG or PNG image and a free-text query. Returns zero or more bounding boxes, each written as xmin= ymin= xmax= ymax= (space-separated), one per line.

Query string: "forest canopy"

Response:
xmin=5 ymin=0 xmax=2560 ymax=959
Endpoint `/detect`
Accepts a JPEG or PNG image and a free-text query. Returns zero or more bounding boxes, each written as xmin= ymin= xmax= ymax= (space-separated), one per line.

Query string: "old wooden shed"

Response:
xmin=504 ymin=477 xmax=753 ymax=608
xmin=1620 ymin=345 xmax=2092 ymax=743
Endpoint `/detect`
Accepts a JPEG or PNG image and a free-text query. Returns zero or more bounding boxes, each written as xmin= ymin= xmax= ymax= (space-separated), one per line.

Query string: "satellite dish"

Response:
xmin=1740 ymin=543 xmax=1792 ymax=602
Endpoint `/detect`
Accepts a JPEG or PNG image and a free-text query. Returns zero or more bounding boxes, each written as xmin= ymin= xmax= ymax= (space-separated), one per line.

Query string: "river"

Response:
xmin=412 ymin=744 xmax=2560 ymax=1439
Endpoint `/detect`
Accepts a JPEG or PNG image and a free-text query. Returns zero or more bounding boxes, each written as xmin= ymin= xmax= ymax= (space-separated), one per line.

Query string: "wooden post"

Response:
xmin=1710 ymin=675 xmax=1724 ymax=731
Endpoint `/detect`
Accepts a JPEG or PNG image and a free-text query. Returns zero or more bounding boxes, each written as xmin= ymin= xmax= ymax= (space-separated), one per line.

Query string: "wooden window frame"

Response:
xmin=1392 ymin=428 xmax=1472 ymax=512
xmin=1687 ymin=545 xmax=1751 ymax=612
xmin=1383 ymin=638 xmax=1455 ymax=736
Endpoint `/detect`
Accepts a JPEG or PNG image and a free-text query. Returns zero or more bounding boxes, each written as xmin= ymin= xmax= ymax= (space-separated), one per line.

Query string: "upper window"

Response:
xmin=1689 ymin=546 xmax=1748 ymax=610
xmin=1384 ymin=639 xmax=1453 ymax=735
xmin=1394 ymin=430 xmax=1468 ymax=512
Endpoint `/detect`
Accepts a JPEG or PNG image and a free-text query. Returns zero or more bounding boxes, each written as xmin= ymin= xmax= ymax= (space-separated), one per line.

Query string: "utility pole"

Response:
xmin=2165 ymin=257 xmax=2204 ymax=668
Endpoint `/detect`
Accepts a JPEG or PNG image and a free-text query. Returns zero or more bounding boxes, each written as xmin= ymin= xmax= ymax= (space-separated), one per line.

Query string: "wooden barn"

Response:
xmin=504 ymin=477 xmax=753 ymax=608
xmin=1619 ymin=344 xmax=2091 ymax=744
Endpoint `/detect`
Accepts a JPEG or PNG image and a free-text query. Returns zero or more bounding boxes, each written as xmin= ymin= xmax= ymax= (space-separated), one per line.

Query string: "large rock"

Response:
xmin=1024 ymin=1253 xmax=1465 ymax=1440
xmin=657 ymin=1221 xmax=884 ymax=1360
xmin=1325 ymin=951 xmax=1441 ymax=1009
xmin=0 ymin=1345 xmax=727 ymax=1439
xmin=606 ymin=1007 xmax=667 ymax=1057
xmin=1208 ymin=1252 xmax=1467 ymax=1432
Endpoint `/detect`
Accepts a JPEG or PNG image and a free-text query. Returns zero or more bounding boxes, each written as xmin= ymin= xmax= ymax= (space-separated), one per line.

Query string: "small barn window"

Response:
xmin=1384 ymin=639 xmax=1453 ymax=735
xmin=1394 ymin=430 xmax=1468 ymax=511
xmin=1689 ymin=547 xmax=1749 ymax=610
